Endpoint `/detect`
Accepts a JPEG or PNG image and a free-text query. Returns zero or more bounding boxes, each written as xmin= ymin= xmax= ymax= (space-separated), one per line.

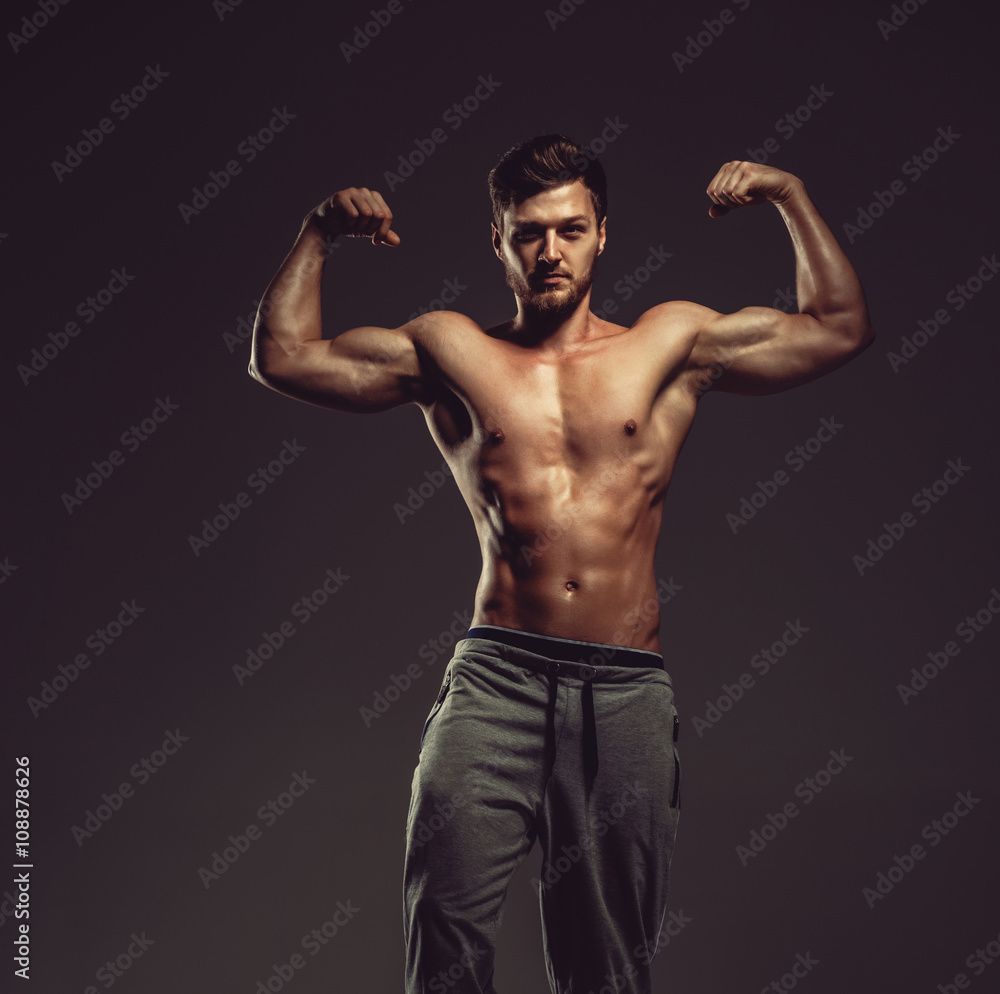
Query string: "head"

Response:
xmin=488 ymin=135 xmax=607 ymax=319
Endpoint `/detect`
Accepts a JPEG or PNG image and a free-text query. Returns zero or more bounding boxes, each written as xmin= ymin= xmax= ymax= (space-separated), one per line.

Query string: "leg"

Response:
xmin=403 ymin=651 xmax=554 ymax=993
xmin=536 ymin=670 xmax=680 ymax=994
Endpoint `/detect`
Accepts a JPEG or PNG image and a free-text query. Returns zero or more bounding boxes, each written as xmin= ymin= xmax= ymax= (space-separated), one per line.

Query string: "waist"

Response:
xmin=466 ymin=624 xmax=664 ymax=670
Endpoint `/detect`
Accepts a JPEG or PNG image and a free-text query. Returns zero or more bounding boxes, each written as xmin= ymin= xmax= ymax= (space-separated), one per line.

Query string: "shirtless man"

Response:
xmin=248 ymin=135 xmax=874 ymax=994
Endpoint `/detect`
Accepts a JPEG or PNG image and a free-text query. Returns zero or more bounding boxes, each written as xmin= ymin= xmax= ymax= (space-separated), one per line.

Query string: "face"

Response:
xmin=492 ymin=178 xmax=606 ymax=318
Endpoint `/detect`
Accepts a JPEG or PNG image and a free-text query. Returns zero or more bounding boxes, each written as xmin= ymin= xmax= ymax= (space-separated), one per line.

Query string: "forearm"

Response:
xmin=249 ymin=215 xmax=333 ymax=381
xmin=775 ymin=184 xmax=874 ymax=342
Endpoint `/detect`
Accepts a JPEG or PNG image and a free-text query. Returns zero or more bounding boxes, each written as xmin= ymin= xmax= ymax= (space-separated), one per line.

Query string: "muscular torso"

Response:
xmin=410 ymin=306 xmax=701 ymax=653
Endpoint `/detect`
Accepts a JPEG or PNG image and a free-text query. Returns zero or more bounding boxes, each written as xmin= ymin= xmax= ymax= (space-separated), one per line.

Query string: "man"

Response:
xmin=248 ymin=135 xmax=874 ymax=994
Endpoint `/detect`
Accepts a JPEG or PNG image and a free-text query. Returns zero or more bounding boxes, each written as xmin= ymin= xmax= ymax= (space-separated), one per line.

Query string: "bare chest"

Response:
xmin=421 ymin=328 xmax=692 ymax=472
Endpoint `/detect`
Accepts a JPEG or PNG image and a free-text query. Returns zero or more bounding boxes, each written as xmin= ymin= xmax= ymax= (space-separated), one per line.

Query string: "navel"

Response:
xmin=624 ymin=419 xmax=637 ymax=436
xmin=565 ymin=580 xmax=578 ymax=592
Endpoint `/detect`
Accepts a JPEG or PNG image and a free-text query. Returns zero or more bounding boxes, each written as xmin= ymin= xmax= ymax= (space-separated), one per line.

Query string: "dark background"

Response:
xmin=4 ymin=0 xmax=998 ymax=990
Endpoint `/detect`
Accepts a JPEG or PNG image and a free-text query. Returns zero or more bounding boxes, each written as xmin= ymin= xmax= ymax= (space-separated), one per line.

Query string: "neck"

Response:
xmin=508 ymin=291 xmax=600 ymax=351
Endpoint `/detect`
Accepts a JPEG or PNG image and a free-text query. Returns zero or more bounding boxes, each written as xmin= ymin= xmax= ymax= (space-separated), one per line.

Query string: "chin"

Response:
xmin=525 ymin=292 xmax=575 ymax=316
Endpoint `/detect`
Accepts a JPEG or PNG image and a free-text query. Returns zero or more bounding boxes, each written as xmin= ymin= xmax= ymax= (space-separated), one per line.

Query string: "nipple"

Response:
xmin=488 ymin=428 xmax=506 ymax=445
xmin=624 ymin=420 xmax=637 ymax=436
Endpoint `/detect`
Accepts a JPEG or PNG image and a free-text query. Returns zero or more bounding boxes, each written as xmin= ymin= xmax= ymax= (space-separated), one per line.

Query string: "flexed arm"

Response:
xmin=248 ymin=187 xmax=435 ymax=412
xmin=680 ymin=162 xmax=875 ymax=395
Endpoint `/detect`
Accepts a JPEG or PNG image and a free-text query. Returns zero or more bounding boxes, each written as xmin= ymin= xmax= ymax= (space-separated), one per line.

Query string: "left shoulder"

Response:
xmin=633 ymin=299 xmax=720 ymax=333
xmin=630 ymin=300 xmax=721 ymax=356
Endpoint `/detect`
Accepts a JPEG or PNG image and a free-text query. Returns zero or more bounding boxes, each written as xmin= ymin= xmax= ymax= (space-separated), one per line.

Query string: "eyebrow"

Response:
xmin=513 ymin=214 xmax=591 ymax=230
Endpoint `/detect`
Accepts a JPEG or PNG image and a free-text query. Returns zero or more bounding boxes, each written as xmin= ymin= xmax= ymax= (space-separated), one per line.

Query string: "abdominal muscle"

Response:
xmin=460 ymin=418 xmax=680 ymax=652
xmin=470 ymin=476 xmax=668 ymax=652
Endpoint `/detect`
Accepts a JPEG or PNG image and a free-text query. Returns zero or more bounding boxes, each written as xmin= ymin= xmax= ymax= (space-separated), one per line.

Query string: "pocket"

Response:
xmin=671 ymin=746 xmax=681 ymax=810
xmin=418 ymin=671 xmax=452 ymax=752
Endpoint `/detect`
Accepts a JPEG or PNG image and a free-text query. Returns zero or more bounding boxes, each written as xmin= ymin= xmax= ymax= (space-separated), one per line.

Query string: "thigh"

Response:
xmin=537 ymin=674 xmax=680 ymax=993
xmin=404 ymin=657 xmax=550 ymax=906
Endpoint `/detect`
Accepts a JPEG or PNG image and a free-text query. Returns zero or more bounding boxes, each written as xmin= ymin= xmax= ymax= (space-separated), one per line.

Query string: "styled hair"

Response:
xmin=488 ymin=134 xmax=608 ymax=232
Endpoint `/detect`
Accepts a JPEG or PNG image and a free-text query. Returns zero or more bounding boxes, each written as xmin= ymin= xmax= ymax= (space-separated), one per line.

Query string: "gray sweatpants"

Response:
xmin=403 ymin=625 xmax=681 ymax=994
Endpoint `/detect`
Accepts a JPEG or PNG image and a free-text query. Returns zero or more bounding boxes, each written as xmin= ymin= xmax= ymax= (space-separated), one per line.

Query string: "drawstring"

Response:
xmin=547 ymin=667 xmax=599 ymax=798
xmin=545 ymin=667 xmax=559 ymax=781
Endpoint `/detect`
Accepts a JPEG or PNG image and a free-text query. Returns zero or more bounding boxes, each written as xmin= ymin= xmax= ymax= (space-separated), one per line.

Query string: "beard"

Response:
xmin=503 ymin=254 xmax=598 ymax=319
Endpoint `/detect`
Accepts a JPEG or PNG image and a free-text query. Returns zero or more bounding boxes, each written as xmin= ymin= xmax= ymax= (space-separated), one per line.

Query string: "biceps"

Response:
xmin=690 ymin=307 xmax=862 ymax=396
xmin=271 ymin=325 xmax=431 ymax=411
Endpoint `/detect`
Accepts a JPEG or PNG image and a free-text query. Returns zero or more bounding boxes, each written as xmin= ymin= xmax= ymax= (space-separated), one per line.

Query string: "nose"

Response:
xmin=539 ymin=230 xmax=561 ymax=265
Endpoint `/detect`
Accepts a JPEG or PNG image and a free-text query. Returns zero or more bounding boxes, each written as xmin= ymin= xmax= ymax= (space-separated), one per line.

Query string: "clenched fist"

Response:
xmin=705 ymin=162 xmax=802 ymax=218
xmin=308 ymin=187 xmax=400 ymax=245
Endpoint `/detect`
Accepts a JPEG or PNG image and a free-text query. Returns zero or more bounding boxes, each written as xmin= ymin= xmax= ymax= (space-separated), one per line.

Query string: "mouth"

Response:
xmin=535 ymin=273 xmax=570 ymax=286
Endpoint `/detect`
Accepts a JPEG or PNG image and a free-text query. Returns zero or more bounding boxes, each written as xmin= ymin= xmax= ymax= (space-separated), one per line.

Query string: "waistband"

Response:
xmin=465 ymin=625 xmax=664 ymax=671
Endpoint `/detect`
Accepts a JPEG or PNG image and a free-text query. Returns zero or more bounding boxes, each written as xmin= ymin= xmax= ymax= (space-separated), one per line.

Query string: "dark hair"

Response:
xmin=488 ymin=134 xmax=608 ymax=232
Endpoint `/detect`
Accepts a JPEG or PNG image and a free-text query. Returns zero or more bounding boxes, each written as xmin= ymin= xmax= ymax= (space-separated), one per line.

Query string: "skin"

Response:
xmin=249 ymin=161 xmax=875 ymax=652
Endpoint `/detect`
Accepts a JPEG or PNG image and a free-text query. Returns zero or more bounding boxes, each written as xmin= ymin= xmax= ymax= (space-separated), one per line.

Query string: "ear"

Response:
xmin=491 ymin=223 xmax=503 ymax=259
xmin=597 ymin=216 xmax=607 ymax=256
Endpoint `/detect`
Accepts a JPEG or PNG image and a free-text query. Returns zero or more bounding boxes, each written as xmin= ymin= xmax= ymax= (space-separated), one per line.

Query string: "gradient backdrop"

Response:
xmin=4 ymin=0 xmax=999 ymax=991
